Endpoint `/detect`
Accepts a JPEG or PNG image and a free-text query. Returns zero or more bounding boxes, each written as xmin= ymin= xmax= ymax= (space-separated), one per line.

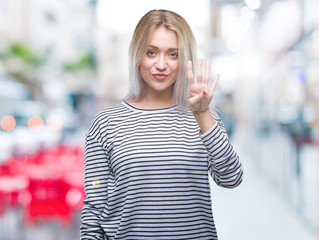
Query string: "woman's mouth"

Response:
xmin=153 ymin=74 xmax=168 ymax=80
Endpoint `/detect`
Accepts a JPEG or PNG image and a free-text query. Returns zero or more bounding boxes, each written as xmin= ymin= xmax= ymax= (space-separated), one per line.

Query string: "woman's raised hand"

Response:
xmin=187 ymin=59 xmax=220 ymax=113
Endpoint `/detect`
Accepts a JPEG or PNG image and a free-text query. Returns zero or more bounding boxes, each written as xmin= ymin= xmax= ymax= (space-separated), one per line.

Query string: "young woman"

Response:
xmin=81 ymin=9 xmax=243 ymax=240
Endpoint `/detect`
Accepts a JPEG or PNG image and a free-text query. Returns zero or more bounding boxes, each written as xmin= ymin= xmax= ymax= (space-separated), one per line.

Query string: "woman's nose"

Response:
xmin=155 ymin=56 xmax=167 ymax=70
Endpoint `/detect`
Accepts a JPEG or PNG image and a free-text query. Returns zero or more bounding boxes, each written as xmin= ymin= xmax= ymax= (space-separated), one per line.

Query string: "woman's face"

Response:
xmin=139 ymin=26 xmax=179 ymax=98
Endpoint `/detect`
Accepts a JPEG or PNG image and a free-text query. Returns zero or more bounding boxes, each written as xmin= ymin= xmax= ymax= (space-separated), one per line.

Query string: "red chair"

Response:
xmin=0 ymin=162 xmax=30 ymax=212
xmin=24 ymin=178 xmax=71 ymax=225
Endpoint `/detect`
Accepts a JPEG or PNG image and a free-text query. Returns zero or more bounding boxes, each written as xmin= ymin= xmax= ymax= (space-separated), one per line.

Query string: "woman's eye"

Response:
xmin=147 ymin=50 xmax=156 ymax=56
xmin=170 ymin=52 xmax=178 ymax=58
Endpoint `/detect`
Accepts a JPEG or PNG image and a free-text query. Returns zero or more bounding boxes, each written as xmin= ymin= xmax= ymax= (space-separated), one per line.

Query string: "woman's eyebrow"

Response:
xmin=148 ymin=45 xmax=178 ymax=51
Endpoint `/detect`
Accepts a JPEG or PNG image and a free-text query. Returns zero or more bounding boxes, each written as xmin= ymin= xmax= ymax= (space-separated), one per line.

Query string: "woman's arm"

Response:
xmin=81 ymin=129 xmax=110 ymax=240
xmin=200 ymin=112 xmax=243 ymax=188
xmin=192 ymin=109 xmax=216 ymax=134
xmin=187 ymin=59 xmax=243 ymax=188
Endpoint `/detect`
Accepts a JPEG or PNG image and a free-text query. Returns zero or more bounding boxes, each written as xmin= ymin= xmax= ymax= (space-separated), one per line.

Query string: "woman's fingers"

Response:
xmin=187 ymin=59 xmax=220 ymax=112
xmin=197 ymin=59 xmax=203 ymax=83
xmin=188 ymin=60 xmax=217 ymax=90
xmin=210 ymin=73 xmax=220 ymax=93
xmin=204 ymin=61 xmax=210 ymax=85
xmin=187 ymin=61 xmax=194 ymax=85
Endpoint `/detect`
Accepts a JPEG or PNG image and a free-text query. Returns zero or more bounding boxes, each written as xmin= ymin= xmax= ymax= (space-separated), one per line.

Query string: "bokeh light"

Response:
xmin=27 ymin=115 xmax=44 ymax=130
xmin=47 ymin=115 xmax=63 ymax=131
xmin=0 ymin=115 xmax=16 ymax=131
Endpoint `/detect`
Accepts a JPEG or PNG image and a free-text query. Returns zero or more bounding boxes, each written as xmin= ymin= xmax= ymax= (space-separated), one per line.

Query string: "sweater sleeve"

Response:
xmin=80 ymin=126 xmax=110 ymax=239
xmin=200 ymin=113 xmax=243 ymax=188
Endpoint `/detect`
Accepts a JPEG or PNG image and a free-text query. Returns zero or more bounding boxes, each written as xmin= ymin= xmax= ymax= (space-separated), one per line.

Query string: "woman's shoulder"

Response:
xmin=87 ymin=101 xmax=126 ymax=132
xmin=94 ymin=100 xmax=127 ymax=120
xmin=96 ymin=101 xmax=125 ymax=117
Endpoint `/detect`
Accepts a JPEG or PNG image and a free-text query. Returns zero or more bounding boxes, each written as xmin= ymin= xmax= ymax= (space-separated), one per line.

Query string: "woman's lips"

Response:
xmin=153 ymin=74 xmax=168 ymax=80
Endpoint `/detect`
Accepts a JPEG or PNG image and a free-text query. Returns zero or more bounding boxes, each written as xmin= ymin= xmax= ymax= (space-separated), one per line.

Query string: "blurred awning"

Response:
xmin=0 ymin=77 xmax=30 ymax=100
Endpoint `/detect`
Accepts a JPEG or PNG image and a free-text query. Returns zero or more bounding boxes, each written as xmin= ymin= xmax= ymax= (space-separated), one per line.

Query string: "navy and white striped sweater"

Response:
xmin=81 ymin=101 xmax=243 ymax=240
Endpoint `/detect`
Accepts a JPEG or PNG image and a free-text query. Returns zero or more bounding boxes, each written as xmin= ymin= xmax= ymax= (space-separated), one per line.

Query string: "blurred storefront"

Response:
xmin=255 ymin=0 xmax=319 ymax=232
xmin=209 ymin=0 xmax=319 ymax=234
xmin=0 ymin=0 xmax=96 ymax=239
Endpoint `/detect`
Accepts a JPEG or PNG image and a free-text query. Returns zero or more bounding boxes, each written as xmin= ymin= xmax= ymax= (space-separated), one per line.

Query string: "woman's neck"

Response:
xmin=126 ymin=93 xmax=174 ymax=110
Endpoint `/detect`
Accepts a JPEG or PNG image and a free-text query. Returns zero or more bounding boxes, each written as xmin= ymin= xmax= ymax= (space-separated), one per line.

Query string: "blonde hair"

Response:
xmin=128 ymin=9 xmax=197 ymax=106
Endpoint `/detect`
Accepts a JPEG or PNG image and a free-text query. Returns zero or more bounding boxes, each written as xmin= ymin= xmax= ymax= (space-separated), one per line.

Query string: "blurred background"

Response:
xmin=0 ymin=0 xmax=318 ymax=239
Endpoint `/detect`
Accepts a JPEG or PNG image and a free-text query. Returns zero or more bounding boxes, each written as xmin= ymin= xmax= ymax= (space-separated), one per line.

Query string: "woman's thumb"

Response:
xmin=189 ymin=91 xmax=205 ymax=106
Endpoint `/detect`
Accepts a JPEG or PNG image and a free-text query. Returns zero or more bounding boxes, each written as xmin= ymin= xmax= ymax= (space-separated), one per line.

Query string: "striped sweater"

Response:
xmin=81 ymin=101 xmax=243 ymax=240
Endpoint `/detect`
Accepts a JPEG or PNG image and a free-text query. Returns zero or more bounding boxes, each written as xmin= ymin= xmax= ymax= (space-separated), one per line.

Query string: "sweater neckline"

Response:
xmin=121 ymin=100 xmax=178 ymax=113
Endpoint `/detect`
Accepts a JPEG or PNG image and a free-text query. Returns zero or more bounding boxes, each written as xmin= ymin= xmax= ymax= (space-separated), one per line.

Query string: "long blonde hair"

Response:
xmin=128 ymin=9 xmax=197 ymax=106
